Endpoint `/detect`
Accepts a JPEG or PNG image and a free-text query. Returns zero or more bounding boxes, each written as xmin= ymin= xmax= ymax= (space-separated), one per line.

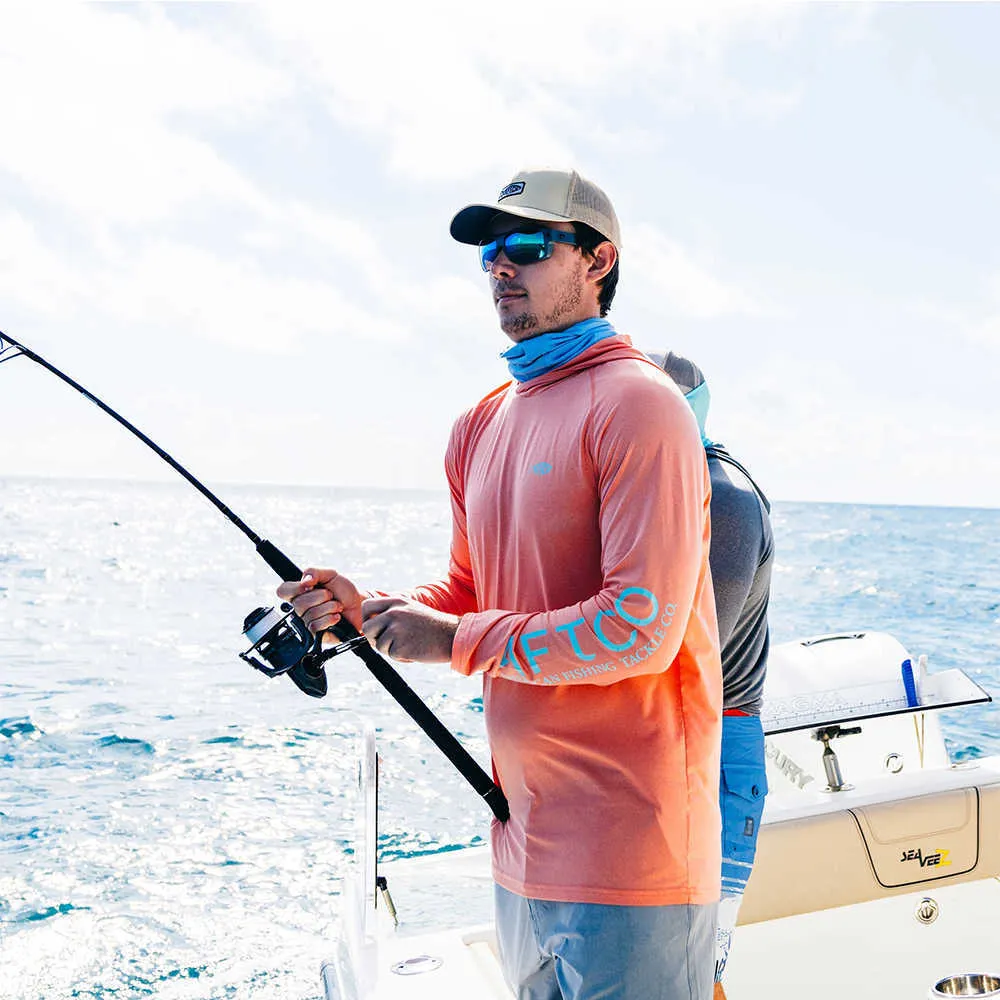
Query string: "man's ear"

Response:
xmin=587 ymin=242 xmax=617 ymax=284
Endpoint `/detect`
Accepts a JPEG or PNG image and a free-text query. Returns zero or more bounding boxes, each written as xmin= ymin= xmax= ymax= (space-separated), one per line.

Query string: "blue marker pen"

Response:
xmin=901 ymin=658 xmax=919 ymax=707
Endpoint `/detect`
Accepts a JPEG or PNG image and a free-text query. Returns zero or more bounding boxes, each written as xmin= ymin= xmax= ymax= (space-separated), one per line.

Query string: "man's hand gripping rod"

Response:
xmin=0 ymin=331 xmax=508 ymax=822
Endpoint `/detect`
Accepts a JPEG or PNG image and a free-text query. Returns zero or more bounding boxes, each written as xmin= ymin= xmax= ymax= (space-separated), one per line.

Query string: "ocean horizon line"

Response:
xmin=2 ymin=471 xmax=998 ymax=515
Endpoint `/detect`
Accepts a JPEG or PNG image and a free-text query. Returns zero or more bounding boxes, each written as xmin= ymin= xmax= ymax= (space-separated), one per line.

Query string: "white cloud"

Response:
xmin=969 ymin=315 xmax=1000 ymax=351
xmin=258 ymin=7 xmax=573 ymax=181
xmin=1 ymin=2 xmax=997 ymax=510
xmin=0 ymin=211 xmax=93 ymax=317
xmin=711 ymin=355 xmax=1000 ymax=508
xmin=970 ymin=275 xmax=1000 ymax=350
xmin=278 ymin=204 xmax=490 ymax=331
xmin=258 ymin=0 xmax=801 ymax=181
xmin=0 ymin=199 xmax=486 ymax=356
xmin=0 ymin=1 xmax=798 ymax=353
xmin=627 ymin=222 xmax=779 ymax=319
xmin=909 ymin=283 xmax=1000 ymax=353
xmin=99 ymin=240 xmax=410 ymax=351
xmin=0 ymin=6 xmax=280 ymax=223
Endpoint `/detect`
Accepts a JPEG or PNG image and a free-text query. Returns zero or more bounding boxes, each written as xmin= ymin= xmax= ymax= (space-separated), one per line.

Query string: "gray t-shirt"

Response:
xmin=706 ymin=445 xmax=773 ymax=715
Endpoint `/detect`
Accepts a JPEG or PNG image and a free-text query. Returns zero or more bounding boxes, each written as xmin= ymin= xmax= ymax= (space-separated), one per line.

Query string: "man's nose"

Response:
xmin=489 ymin=250 xmax=517 ymax=278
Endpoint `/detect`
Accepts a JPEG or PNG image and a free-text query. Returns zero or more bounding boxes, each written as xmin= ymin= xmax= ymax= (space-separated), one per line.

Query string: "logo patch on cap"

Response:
xmin=498 ymin=182 xmax=525 ymax=201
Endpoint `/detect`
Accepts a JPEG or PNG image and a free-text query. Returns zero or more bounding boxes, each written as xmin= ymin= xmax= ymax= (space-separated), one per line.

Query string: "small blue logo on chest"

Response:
xmin=531 ymin=462 xmax=553 ymax=476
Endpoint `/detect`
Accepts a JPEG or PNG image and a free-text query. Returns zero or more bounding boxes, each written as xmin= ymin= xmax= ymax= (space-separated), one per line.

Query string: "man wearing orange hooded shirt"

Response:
xmin=279 ymin=170 xmax=722 ymax=999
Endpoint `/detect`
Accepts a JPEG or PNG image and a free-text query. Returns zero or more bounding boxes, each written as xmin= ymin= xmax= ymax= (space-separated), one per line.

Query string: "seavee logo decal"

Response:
xmin=900 ymin=847 xmax=951 ymax=869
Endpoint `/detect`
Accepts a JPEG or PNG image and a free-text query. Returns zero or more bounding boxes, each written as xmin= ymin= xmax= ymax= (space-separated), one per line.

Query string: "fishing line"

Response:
xmin=0 ymin=330 xmax=508 ymax=822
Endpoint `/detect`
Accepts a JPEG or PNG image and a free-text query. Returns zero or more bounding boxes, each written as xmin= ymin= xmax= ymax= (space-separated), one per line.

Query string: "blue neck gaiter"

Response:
xmin=501 ymin=317 xmax=617 ymax=383
xmin=684 ymin=381 xmax=715 ymax=448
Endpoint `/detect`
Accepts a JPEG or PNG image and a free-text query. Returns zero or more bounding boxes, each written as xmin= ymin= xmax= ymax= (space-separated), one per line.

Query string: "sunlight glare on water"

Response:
xmin=1 ymin=478 xmax=998 ymax=998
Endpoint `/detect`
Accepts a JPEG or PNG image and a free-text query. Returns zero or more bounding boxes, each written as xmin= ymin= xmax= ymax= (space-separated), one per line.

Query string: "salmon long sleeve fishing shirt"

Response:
xmin=409 ymin=335 xmax=722 ymax=907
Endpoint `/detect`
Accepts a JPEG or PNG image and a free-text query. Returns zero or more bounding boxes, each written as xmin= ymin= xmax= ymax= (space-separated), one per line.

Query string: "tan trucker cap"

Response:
xmin=450 ymin=168 xmax=621 ymax=250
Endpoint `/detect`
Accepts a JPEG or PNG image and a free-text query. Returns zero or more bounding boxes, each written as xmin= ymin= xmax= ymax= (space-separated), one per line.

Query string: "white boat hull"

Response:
xmin=323 ymin=632 xmax=999 ymax=999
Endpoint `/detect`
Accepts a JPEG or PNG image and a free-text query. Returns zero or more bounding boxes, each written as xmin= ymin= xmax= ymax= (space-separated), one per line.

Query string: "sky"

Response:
xmin=0 ymin=2 xmax=998 ymax=508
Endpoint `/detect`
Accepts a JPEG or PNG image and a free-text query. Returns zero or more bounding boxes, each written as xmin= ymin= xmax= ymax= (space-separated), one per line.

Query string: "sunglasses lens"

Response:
xmin=479 ymin=239 xmax=501 ymax=270
xmin=479 ymin=230 xmax=551 ymax=270
xmin=503 ymin=231 xmax=549 ymax=265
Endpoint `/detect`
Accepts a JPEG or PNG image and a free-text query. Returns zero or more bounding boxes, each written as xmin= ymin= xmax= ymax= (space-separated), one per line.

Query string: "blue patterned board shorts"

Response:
xmin=716 ymin=713 xmax=768 ymax=981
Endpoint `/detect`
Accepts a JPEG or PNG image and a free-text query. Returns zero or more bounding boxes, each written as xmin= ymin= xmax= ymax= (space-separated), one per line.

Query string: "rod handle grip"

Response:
xmin=256 ymin=539 xmax=303 ymax=582
xmin=256 ymin=539 xmax=356 ymax=646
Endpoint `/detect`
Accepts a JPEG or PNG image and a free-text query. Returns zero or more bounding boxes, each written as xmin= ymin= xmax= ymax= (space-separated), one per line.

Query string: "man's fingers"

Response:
xmin=277 ymin=568 xmax=344 ymax=601
xmin=276 ymin=571 xmax=323 ymax=602
xmin=369 ymin=623 xmax=394 ymax=658
xmin=285 ymin=589 xmax=346 ymax=636
xmin=276 ymin=579 xmax=307 ymax=601
xmin=361 ymin=596 xmax=404 ymax=621
xmin=363 ymin=608 xmax=403 ymax=653
xmin=290 ymin=588 xmax=337 ymax=614
xmin=274 ymin=567 xmax=365 ymax=636
xmin=304 ymin=610 xmax=343 ymax=634
xmin=361 ymin=608 xmax=386 ymax=642
xmin=301 ymin=598 xmax=336 ymax=621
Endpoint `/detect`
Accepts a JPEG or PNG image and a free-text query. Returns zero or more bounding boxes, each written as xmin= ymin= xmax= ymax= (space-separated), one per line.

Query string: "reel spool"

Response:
xmin=240 ymin=603 xmax=369 ymax=687
xmin=241 ymin=604 xmax=313 ymax=677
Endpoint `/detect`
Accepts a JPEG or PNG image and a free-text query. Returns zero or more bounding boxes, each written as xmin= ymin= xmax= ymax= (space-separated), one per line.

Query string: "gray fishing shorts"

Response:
xmin=494 ymin=883 xmax=716 ymax=1000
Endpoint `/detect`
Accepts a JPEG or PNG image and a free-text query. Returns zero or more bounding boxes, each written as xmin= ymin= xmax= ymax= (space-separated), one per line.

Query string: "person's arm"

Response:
xmin=706 ymin=468 xmax=767 ymax=651
xmin=280 ymin=412 xmax=484 ymax=660
xmin=452 ymin=376 xmax=713 ymax=686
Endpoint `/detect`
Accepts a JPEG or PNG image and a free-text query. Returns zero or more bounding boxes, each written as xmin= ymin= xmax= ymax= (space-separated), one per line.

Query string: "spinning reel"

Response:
xmin=240 ymin=603 xmax=367 ymax=679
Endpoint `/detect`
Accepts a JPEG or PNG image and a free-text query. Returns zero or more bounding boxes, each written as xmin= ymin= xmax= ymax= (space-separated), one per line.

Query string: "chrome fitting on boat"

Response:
xmin=813 ymin=724 xmax=862 ymax=792
xmin=929 ymin=973 xmax=1000 ymax=998
xmin=915 ymin=897 xmax=939 ymax=925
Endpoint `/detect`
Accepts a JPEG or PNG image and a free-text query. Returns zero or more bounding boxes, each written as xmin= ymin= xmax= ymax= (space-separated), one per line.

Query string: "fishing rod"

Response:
xmin=0 ymin=331 xmax=508 ymax=823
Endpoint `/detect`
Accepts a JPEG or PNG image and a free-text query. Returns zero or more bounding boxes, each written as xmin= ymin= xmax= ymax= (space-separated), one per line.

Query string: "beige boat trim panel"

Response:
xmin=852 ymin=786 xmax=979 ymax=888
xmin=740 ymin=778 xmax=1000 ymax=924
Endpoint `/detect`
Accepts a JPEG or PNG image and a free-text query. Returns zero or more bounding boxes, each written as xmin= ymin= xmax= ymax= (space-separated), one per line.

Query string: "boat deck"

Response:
xmin=326 ymin=758 xmax=1000 ymax=999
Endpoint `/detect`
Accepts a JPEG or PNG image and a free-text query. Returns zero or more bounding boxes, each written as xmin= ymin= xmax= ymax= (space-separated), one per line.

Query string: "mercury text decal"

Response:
xmin=764 ymin=740 xmax=815 ymax=790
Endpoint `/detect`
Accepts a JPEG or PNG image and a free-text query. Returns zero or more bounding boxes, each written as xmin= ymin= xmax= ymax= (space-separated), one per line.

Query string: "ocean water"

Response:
xmin=1 ymin=477 xmax=998 ymax=999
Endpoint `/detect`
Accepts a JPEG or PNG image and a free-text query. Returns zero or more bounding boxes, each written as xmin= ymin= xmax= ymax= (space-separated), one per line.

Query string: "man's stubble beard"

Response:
xmin=500 ymin=267 xmax=585 ymax=339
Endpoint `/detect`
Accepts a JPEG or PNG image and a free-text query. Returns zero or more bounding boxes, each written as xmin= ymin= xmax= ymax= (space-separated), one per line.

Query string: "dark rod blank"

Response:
xmin=0 ymin=331 xmax=508 ymax=822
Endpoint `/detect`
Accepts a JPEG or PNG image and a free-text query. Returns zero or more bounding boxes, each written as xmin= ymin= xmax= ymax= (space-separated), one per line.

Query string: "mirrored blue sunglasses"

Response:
xmin=479 ymin=228 xmax=579 ymax=271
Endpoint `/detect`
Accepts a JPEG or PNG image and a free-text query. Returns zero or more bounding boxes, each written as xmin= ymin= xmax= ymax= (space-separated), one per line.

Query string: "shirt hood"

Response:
xmin=512 ymin=334 xmax=660 ymax=396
